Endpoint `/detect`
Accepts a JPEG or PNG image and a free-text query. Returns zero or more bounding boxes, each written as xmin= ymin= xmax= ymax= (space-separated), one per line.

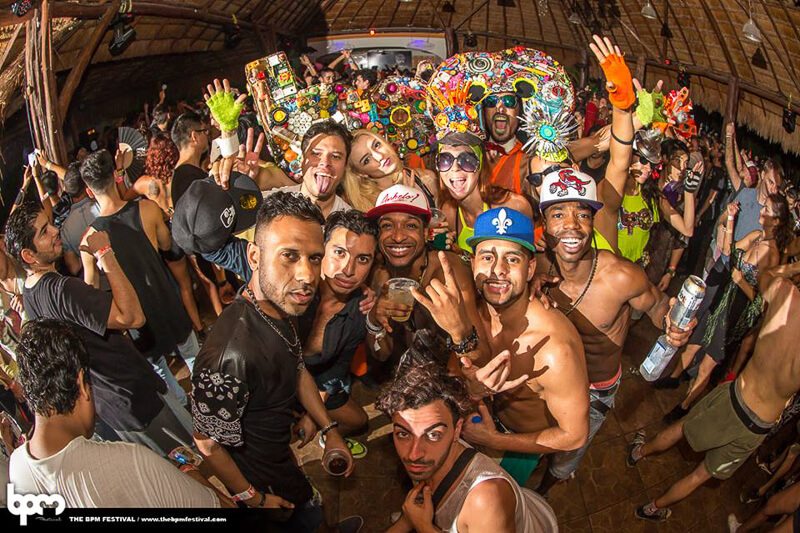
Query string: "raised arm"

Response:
xmin=724 ymin=123 xmax=743 ymax=191
xmin=79 ymin=230 xmax=145 ymax=329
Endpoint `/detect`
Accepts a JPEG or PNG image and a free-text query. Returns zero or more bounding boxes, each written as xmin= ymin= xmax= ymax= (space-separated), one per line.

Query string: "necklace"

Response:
xmin=244 ymin=286 xmax=303 ymax=358
xmin=548 ymin=248 xmax=598 ymax=316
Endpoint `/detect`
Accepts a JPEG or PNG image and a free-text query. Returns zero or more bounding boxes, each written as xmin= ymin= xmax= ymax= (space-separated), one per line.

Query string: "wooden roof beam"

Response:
xmin=57 ymin=0 xmax=119 ymax=121
xmin=697 ymin=0 xmax=738 ymax=77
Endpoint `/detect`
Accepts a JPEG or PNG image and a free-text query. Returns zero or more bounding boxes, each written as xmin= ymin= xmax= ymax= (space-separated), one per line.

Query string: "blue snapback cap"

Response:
xmin=466 ymin=207 xmax=536 ymax=254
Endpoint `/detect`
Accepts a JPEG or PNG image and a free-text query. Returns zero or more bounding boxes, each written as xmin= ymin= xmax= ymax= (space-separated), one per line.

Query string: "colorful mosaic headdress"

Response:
xmin=426 ymin=69 xmax=485 ymax=143
xmin=519 ymin=100 xmax=578 ymax=162
xmin=652 ymin=87 xmax=697 ymax=140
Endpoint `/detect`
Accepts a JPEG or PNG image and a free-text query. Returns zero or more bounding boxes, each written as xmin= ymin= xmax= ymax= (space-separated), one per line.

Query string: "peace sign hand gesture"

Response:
xmin=411 ymin=251 xmax=471 ymax=342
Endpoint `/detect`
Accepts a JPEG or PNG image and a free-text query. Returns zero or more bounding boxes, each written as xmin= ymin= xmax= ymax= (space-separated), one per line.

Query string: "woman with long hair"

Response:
xmin=123 ymin=134 xmax=209 ymax=335
xmin=437 ymin=140 xmax=532 ymax=254
xmin=661 ymin=193 xmax=792 ymax=420
xmin=343 ymin=129 xmax=439 ymax=212
xmin=641 ymin=139 xmax=700 ymax=291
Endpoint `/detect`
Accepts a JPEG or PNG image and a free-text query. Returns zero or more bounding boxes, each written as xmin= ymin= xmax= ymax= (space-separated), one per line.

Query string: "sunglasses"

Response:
xmin=436 ymin=151 xmax=481 ymax=173
xmin=634 ymin=154 xmax=653 ymax=166
xmin=525 ymin=164 xmax=561 ymax=188
xmin=483 ymin=94 xmax=518 ymax=108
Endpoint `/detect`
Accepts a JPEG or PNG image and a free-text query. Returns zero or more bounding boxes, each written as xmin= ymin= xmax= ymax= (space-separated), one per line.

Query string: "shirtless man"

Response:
xmin=365 ymin=184 xmax=488 ymax=365
xmin=629 ymin=261 xmax=800 ymax=522
xmin=413 ymin=207 xmax=589 ymax=486
xmin=534 ymin=168 xmax=693 ymax=494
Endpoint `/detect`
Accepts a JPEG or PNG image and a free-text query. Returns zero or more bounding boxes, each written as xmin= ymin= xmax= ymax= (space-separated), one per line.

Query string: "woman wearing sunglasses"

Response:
xmin=617 ymin=129 xmax=663 ymax=265
xmin=640 ymin=139 xmax=700 ymax=291
xmin=343 ymin=130 xmax=439 ymax=213
xmin=436 ymin=137 xmax=532 ymax=254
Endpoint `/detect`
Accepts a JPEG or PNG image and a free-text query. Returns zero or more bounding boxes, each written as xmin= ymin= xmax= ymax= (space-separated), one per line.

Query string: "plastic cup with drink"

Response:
xmin=386 ymin=277 xmax=419 ymax=322
xmin=428 ymin=208 xmax=449 ymax=251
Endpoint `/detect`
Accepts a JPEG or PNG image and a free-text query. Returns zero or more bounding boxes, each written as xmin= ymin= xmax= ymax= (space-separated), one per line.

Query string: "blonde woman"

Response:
xmin=344 ymin=130 xmax=439 ymax=212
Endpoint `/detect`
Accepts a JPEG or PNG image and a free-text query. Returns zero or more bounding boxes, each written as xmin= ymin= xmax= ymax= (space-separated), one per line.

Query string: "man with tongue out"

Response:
xmin=532 ymin=167 xmax=695 ymax=495
xmin=269 ymin=120 xmax=352 ymax=220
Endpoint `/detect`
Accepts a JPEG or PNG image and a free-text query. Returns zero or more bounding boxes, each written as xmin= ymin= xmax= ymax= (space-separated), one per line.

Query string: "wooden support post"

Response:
xmin=445 ymin=26 xmax=458 ymax=56
xmin=254 ymin=24 xmax=276 ymax=55
xmin=40 ymin=0 xmax=67 ymax=164
xmin=725 ymin=76 xmax=740 ymax=129
xmin=579 ymin=49 xmax=588 ymax=88
xmin=58 ymin=0 xmax=120 ymax=123
xmin=635 ymin=55 xmax=646 ymax=86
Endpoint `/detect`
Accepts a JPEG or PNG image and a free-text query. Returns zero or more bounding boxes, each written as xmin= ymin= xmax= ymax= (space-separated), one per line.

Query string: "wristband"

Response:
xmin=179 ymin=464 xmax=199 ymax=474
xmin=666 ymin=266 xmax=676 ymax=277
xmin=231 ymin=484 xmax=257 ymax=503
xmin=93 ymin=245 xmax=113 ymax=263
xmin=365 ymin=313 xmax=385 ymax=335
xmin=214 ymin=134 xmax=239 ymax=158
xmin=446 ymin=326 xmax=479 ymax=355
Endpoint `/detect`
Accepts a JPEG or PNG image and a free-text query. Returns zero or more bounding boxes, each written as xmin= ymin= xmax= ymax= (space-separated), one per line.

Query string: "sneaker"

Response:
xmin=635 ymin=504 xmax=672 ymax=522
xmin=337 ymin=515 xmax=364 ymax=533
xmin=727 ymin=513 xmax=741 ymax=533
xmin=739 ymin=488 xmax=761 ymax=504
xmin=318 ymin=435 xmax=368 ymax=459
xmin=627 ymin=430 xmax=646 ymax=467
xmin=346 ymin=438 xmax=368 ymax=459
xmin=663 ymin=404 xmax=689 ymax=424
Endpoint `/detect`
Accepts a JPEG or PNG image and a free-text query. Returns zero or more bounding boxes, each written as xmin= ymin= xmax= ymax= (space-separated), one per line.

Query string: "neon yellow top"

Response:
xmin=592 ymin=228 xmax=615 ymax=253
xmin=457 ymin=202 xmax=490 ymax=253
xmin=617 ymin=190 xmax=659 ymax=263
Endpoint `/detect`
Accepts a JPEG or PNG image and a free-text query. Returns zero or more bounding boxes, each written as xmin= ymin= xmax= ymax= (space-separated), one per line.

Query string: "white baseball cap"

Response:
xmin=539 ymin=168 xmax=604 ymax=212
xmin=366 ymin=184 xmax=431 ymax=222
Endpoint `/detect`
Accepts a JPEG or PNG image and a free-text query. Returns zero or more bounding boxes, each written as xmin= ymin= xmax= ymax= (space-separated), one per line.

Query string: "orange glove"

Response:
xmin=599 ymin=54 xmax=635 ymax=110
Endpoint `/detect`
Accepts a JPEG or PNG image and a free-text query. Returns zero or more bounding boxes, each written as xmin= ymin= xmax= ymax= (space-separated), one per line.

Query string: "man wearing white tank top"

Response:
xmin=377 ymin=362 xmax=558 ymax=533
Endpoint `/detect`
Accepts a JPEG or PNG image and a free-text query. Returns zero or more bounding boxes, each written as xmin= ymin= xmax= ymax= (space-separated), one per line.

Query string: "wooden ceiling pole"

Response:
xmin=57 ymin=0 xmax=120 ymax=124
xmin=697 ymin=0 xmax=738 ymax=78
xmin=39 ymin=0 xmax=67 ymax=164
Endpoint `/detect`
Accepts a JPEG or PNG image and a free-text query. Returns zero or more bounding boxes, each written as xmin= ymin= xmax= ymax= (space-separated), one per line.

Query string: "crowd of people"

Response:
xmin=1 ymin=33 xmax=799 ymax=533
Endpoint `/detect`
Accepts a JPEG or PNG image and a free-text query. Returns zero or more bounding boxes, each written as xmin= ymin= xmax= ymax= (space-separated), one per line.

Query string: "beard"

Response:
xmin=257 ymin=271 xmax=314 ymax=317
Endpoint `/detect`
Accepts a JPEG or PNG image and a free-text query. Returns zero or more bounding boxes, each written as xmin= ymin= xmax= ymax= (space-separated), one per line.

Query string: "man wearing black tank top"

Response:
xmin=190 ymin=192 xmax=353 ymax=532
xmin=78 ymin=151 xmax=197 ymax=407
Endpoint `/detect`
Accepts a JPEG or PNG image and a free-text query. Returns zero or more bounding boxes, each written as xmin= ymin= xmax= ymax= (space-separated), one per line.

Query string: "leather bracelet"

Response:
xmin=447 ymin=326 xmax=479 ymax=355
xmin=610 ymin=127 xmax=633 ymax=146
xmin=320 ymin=421 xmax=339 ymax=438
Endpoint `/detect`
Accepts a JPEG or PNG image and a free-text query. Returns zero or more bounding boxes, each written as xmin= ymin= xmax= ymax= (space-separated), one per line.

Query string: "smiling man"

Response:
xmin=416 ymin=206 xmax=589 ymax=486
xmin=269 ymin=120 xmax=352 ymax=219
xmin=533 ymin=168 xmax=694 ymax=494
xmin=378 ymin=363 xmax=558 ymax=533
xmin=365 ymin=184 xmax=486 ymax=365
xmin=298 ymin=210 xmax=377 ymax=450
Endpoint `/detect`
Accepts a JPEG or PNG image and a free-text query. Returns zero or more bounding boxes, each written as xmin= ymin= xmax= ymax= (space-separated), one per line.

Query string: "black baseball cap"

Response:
xmin=171 ymin=172 xmax=262 ymax=254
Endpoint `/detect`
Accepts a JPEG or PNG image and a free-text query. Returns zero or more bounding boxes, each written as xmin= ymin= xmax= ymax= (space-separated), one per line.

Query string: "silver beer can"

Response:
xmin=668 ymin=275 xmax=706 ymax=329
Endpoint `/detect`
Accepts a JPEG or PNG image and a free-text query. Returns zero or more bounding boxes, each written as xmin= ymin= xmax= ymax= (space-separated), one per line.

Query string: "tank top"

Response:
xmin=592 ymin=228 xmax=615 ymax=253
xmin=91 ymin=201 xmax=191 ymax=359
xmin=456 ymin=202 xmax=489 ymax=253
xmin=434 ymin=450 xmax=558 ymax=532
xmin=618 ymin=189 xmax=659 ymax=263
xmin=489 ymin=142 xmax=524 ymax=195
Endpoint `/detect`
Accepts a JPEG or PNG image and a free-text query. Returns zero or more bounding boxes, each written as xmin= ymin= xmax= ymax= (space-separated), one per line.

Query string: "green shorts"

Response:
xmin=683 ymin=381 xmax=772 ymax=480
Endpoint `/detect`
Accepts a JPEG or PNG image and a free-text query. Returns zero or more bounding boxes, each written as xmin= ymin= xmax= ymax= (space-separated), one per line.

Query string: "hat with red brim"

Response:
xmin=366 ymin=184 xmax=431 ymax=222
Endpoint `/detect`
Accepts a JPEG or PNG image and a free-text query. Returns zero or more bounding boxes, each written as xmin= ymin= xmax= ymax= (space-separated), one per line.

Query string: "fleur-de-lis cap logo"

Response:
xmin=492 ymin=208 xmax=512 ymax=235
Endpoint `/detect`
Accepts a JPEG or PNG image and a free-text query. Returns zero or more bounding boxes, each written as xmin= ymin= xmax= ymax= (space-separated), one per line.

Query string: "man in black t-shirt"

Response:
xmin=191 ymin=192 xmax=354 ymax=531
xmin=171 ymin=112 xmax=210 ymax=206
xmin=4 ymin=204 xmax=193 ymax=456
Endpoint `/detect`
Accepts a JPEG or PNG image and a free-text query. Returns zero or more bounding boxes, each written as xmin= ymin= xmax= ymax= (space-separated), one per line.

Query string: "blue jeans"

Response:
xmin=175 ymin=331 xmax=199 ymax=374
xmin=151 ymin=354 xmax=187 ymax=407
xmin=548 ymin=379 xmax=620 ymax=479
